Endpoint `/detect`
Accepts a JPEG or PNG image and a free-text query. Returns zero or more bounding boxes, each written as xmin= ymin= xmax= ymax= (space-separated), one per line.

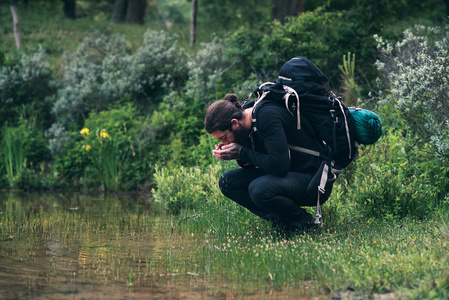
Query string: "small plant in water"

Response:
xmin=128 ymin=269 xmax=134 ymax=287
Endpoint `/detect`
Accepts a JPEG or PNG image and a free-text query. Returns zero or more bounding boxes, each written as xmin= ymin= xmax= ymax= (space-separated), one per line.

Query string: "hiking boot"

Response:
xmin=273 ymin=216 xmax=321 ymax=236
xmin=303 ymin=221 xmax=321 ymax=233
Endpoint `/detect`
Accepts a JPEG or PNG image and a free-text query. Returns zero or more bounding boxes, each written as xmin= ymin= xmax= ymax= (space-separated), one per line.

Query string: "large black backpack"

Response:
xmin=245 ymin=57 xmax=379 ymax=226
xmin=248 ymin=57 xmax=359 ymax=169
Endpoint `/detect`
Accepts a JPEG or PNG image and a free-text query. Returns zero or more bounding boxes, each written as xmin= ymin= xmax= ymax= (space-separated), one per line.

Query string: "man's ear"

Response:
xmin=230 ymin=119 xmax=239 ymax=130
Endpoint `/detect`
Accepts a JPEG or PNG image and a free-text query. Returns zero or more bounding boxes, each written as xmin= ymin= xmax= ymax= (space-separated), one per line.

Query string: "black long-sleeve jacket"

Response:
xmin=239 ymin=101 xmax=322 ymax=177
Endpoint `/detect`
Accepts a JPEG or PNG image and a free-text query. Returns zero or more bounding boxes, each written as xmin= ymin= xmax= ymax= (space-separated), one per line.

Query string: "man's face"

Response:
xmin=211 ymin=121 xmax=250 ymax=146
xmin=211 ymin=129 xmax=235 ymax=145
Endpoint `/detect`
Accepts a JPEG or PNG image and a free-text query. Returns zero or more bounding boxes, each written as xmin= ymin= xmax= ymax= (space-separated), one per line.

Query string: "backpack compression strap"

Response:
xmin=250 ymin=81 xmax=301 ymax=129
xmin=281 ymin=84 xmax=301 ymax=130
xmin=332 ymin=95 xmax=353 ymax=160
xmin=288 ymin=144 xmax=338 ymax=227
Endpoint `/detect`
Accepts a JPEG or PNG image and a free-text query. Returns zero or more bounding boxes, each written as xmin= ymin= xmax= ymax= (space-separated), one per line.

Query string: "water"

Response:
xmin=0 ymin=192 xmax=222 ymax=300
xmin=0 ymin=192 xmax=327 ymax=300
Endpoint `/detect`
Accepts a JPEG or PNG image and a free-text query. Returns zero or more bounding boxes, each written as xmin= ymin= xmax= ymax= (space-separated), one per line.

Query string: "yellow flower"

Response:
xmin=99 ymin=129 xmax=110 ymax=139
xmin=80 ymin=128 xmax=90 ymax=135
xmin=85 ymin=145 xmax=91 ymax=151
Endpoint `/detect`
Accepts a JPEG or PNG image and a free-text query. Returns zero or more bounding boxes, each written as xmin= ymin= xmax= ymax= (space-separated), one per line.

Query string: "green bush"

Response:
xmin=51 ymin=128 xmax=91 ymax=186
xmin=143 ymin=38 xmax=247 ymax=170
xmin=375 ymin=24 xmax=449 ymax=158
xmin=52 ymin=30 xmax=188 ymax=128
xmin=151 ymin=164 xmax=226 ymax=214
xmin=53 ymin=105 xmax=150 ymax=191
xmin=185 ymin=37 xmax=236 ymax=105
xmin=0 ymin=46 xmax=54 ymax=129
xmin=334 ymin=129 xmax=449 ymax=220
xmin=227 ymin=6 xmax=364 ymax=86
xmin=0 ymin=116 xmax=52 ymax=189
xmin=225 ymin=0 xmax=423 ymax=92
xmin=52 ymin=30 xmax=131 ymax=127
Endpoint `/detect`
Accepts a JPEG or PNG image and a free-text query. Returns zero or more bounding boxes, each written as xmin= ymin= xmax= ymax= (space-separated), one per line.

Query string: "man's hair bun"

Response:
xmin=224 ymin=93 xmax=241 ymax=109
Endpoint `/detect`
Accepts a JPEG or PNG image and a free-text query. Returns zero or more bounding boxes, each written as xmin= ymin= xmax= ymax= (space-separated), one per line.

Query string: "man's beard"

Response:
xmin=231 ymin=125 xmax=251 ymax=148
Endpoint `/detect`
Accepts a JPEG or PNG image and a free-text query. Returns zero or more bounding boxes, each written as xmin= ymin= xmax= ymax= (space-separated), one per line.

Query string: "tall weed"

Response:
xmin=1 ymin=126 xmax=27 ymax=188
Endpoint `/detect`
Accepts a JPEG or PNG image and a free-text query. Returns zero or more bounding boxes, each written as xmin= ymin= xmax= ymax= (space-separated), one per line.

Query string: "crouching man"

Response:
xmin=204 ymin=94 xmax=333 ymax=232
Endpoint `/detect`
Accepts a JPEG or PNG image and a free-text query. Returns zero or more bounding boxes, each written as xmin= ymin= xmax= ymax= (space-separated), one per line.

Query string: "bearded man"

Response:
xmin=204 ymin=94 xmax=333 ymax=231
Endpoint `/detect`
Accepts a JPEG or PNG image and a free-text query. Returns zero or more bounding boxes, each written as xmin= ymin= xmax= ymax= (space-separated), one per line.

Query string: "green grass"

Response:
xmin=1 ymin=3 xmax=153 ymax=65
xmin=1 ymin=192 xmax=449 ymax=299
xmin=0 ymin=1 xmax=217 ymax=69
xmin=172 ymin=202 xmax=449 ymax=299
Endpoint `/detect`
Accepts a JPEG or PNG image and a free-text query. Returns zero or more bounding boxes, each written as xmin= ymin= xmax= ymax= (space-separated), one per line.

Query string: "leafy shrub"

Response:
xmin=226 ymin=0 xmax=417 ymax=91
xmin=375 ymin=24 xmax=449 ymax=158
xmin=334 ymin=129 xmax=449 ymax=220
xmin=52 ymin=31 xmax=131 ymax=127
xmin=227 ymin=7 xmax=363 ymax=86
xmin=45 ymin=122 xmax=70 ymax=156
xmin=0 ymin=46 xmax=54 ymax=128
xmin=54 ymin=105 xmax=150 ymax=191
xmin=260 ymin=7 xmax=342 ymax=76
xmin=189 ymin=130 xmax=220 ymax=167
xmin=52 ymin=30 xmax=188 ymax=128
xmin=142 ymin=37 xmax=247 ymax=170
xmin=144 ymin=37 xmax=255 ymax=169
xmin=53 ymin=138 xmax=91 ymax=185
xmin=185 ymin=37 xmax=236 ymax=105
xmin=140 ymin=100 xmax=205 ymax=169
xmin=131 ymin=30 xmax=188 ymax=104
xmin=151 ymin=164 xmax=225 ymax=214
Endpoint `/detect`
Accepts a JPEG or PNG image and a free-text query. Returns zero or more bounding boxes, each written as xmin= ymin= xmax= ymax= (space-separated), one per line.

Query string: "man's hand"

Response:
xmin=213 ymin=143 xmax=242 ymax=160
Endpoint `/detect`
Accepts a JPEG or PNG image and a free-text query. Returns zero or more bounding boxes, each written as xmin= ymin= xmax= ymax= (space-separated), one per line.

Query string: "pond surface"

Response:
xmin=0 ymin=192 xmax=242 ymax=300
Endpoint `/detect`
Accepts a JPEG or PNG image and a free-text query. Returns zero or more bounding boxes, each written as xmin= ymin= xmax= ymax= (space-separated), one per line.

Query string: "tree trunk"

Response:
xmin=190 ymin=0 xmax=198 ymax=46
xmin=22 ymin=0 xmax=28 ymax=10
xmin=10 ymin=6 xmax=21 ymax=49
xmin=272 ymin=0 xmax=304 ymax=23
xmin=63 ymin=0 xmax=76 ymax=19
xmin=126 ymin=0 xmax=146 ymax=24
xmin=111 ymin=0 xmax=127 ymax=22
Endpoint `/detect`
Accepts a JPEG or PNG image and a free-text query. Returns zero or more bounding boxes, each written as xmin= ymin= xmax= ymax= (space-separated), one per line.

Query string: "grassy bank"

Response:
xmin=1 ymin=192 xmax=449 ymax=299
xmin=171 ymin=203 xmax=449 ymax=299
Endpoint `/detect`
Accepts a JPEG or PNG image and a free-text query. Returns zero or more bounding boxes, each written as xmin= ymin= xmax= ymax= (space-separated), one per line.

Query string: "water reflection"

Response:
xmin=0 ymin=192 xmax=210 ymax=299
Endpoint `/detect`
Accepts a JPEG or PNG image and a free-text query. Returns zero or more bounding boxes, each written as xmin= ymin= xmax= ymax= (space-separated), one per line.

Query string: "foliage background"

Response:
xmin=1 ymin=2 xmax=449 ymax=298
xmin=0 ymin=0 xmax=448 ymax=221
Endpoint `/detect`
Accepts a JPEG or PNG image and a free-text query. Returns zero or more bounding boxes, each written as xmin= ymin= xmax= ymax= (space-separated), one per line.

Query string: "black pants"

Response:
xmin=218 ymin=168 xmax=333 ymax=229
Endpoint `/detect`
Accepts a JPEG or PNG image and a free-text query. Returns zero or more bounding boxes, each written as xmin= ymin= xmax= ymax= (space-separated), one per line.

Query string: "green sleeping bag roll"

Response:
xmin=349 ymin=108 xmax=382 ymax=145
